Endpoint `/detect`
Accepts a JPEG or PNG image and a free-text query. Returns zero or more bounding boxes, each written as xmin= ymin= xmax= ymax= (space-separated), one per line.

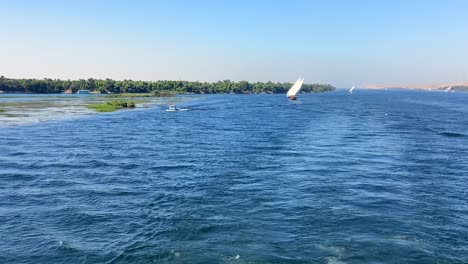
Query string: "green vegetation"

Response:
xmin=0 ymin=108 xmax=4 ymax=113
xmin=0 ymin=76 xmax=335 ymax=94
xmin=87 ymin=103 xmax=117 ymax=112
xmin=86 ymin=100 xmax=136 ymax=112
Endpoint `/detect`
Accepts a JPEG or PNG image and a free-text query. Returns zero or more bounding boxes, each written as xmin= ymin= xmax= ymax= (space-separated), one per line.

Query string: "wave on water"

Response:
xmin=2 ymin=91 xmax=468 ymax=263
xmin=439 ymin=131 xmax=466 ymax=138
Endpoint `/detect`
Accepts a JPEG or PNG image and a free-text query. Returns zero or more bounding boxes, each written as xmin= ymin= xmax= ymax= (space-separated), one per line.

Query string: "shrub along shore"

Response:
xmin=0 ymin=76 xmax=335 ymax=94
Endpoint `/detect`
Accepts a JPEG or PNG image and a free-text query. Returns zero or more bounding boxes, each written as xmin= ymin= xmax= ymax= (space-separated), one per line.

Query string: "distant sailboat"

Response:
xmin=349 ymin=85 xmax=355 ymax=94
xmin=287 ymin=77 xmax=304 ymax=100
xmin=445 ymin=86 xmax=452 ymax=92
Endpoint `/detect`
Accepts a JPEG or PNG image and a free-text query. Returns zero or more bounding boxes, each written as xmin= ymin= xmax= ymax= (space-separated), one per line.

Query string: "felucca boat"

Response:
xmin=287 ymin=77 xmax=304 ymax=100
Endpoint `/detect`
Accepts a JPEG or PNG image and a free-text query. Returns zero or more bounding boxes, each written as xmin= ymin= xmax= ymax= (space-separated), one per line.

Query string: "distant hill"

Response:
xmin=364 ymin=83 xmax=468 ymax=91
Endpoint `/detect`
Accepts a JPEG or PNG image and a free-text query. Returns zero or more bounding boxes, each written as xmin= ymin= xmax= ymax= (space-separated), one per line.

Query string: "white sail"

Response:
xmin=349 ymin=85 xmax=355 ymax=93
xmin=445 ymin=86 xmax=452 ymax=92
xmin=287 ymin=77 xmax=304 ymax=97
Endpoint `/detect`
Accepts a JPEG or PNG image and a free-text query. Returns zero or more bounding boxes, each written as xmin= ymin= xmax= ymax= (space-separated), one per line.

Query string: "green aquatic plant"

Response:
xmin=87 ymin=103 xmax=118 ymax=112
xmin=86 ymin=100 xmax=136 ymax=112
xmin=0 ymin=108 xmax=5 ymax=113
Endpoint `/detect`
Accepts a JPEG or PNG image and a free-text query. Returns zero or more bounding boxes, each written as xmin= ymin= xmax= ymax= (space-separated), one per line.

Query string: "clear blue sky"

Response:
xmin=1 ymin=0 xmax=467 ymax=87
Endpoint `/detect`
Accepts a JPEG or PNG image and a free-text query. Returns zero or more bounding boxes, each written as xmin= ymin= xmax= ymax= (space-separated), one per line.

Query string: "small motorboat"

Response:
xmin=166 ymin=105 xmax=179 ymax=111
xmin=166 ymin=104 xmax=189 ymax=112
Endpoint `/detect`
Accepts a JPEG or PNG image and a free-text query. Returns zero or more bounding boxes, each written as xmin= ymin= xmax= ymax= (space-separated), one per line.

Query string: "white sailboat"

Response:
xmin=287 ymin=77 xmax=304 ymax=100
xmin=444 ymin=86 xmax=452 ymax=92
xmin=349 ymin=85 xmax=355 ymax=94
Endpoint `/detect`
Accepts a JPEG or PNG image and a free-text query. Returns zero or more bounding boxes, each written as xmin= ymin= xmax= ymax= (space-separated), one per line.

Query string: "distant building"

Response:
xmin=76 ymin=90 xmax=90 ymax=94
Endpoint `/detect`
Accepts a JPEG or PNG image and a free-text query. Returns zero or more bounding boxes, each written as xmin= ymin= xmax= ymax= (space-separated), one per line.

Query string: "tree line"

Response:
xmin=0 ymin=76 xmax=335 ymax=94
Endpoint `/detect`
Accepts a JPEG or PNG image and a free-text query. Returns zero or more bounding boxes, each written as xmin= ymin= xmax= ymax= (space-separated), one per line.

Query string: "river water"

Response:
xmin=1 ymin=90 xmax=468 ymax=263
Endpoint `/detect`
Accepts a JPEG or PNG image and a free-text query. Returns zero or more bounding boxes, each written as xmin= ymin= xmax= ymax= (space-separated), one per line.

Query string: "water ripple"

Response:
xmin=1 ymin=91 xmax=468 ymax=263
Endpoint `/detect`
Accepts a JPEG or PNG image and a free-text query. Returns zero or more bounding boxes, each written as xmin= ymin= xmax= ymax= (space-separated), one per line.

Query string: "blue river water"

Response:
xmin=1 ymin=90 xmax=468 ymax=263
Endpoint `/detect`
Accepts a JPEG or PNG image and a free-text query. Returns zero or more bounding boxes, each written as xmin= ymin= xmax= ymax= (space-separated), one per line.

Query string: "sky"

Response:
xmin=1 ymin=0 xmax=468 ymax=87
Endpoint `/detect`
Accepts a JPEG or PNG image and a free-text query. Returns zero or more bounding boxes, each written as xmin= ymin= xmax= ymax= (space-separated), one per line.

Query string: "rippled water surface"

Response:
xmin=1 ymin=90 xmax=468 ymax=263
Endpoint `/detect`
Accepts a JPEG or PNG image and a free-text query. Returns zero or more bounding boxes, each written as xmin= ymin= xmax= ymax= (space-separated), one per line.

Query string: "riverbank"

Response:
xmin=0 ymin=77 xmax=336 ymax=94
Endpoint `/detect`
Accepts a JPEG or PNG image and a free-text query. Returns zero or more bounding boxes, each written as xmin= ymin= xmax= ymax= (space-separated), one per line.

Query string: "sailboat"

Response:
xmin=287 ymin=77 xmax=304 ymax=100
xmin=349 ymin=85 xmax=355 ymax=94
xmin=444 ymin=86 xmax=452 ymax=92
